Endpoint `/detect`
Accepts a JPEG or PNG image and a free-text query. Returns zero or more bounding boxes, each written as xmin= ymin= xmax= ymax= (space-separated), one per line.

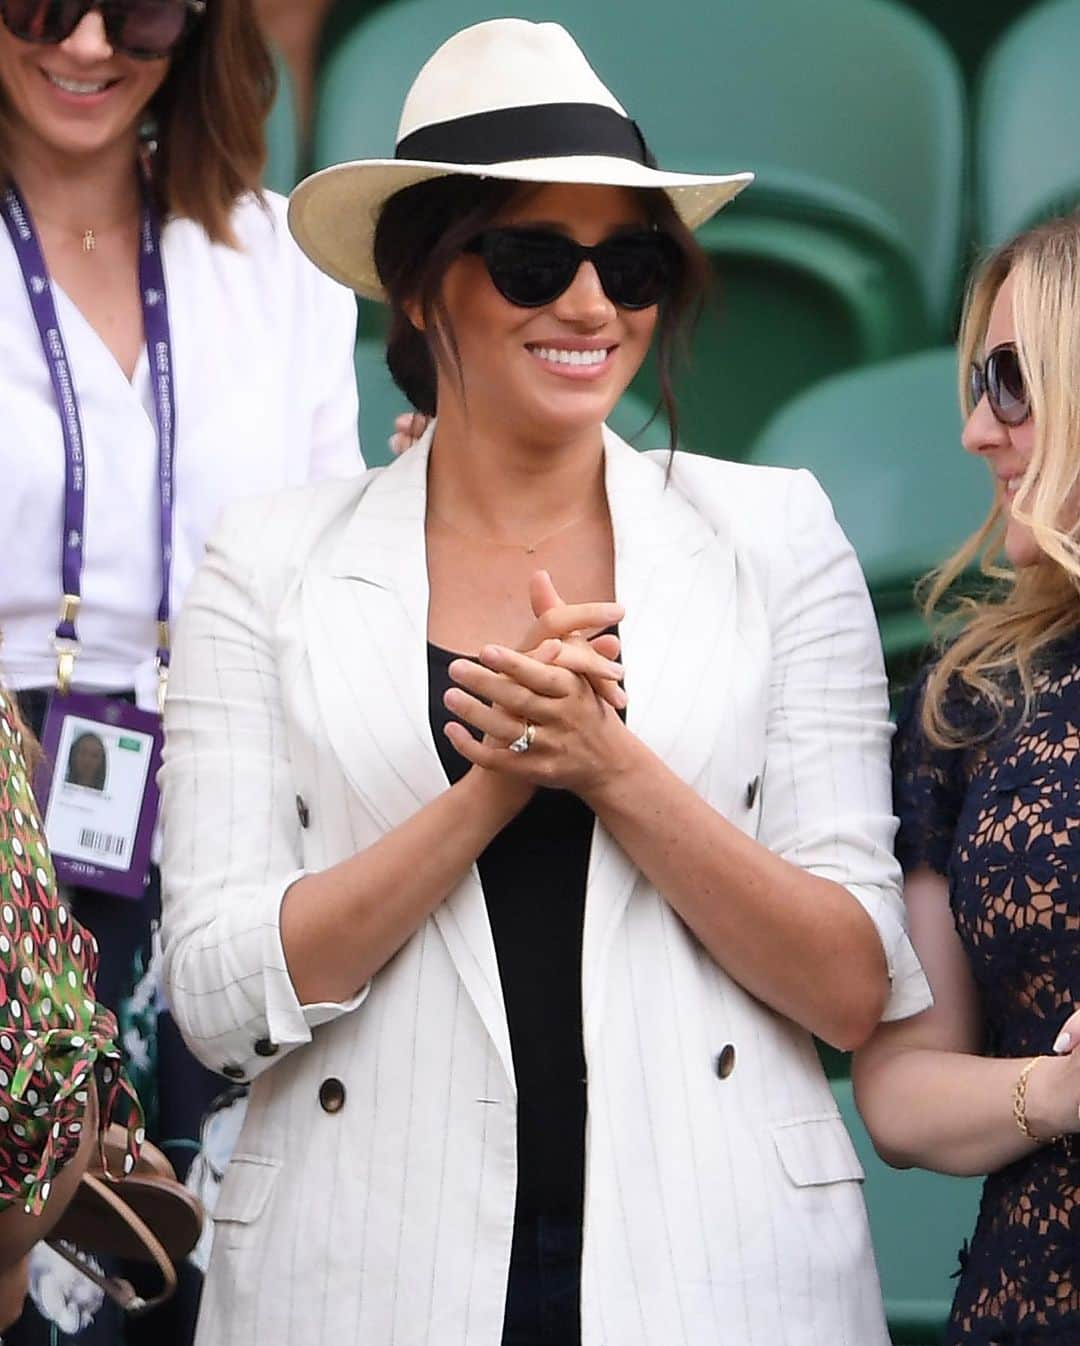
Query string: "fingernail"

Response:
xmin=1053 ymin=1031 xmax=1072 ymax=1054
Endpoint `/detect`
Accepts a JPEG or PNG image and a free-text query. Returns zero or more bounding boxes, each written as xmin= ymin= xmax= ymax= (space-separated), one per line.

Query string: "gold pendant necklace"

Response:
xmin=429 ymin=504 xmax=598 ymax=554
xmin=82 ymin=230 xmax=96 ymax=254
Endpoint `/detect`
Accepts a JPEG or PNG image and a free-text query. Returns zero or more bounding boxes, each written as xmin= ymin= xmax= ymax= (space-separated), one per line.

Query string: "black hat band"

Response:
xmin=395 ymin=102 xmax=655 ymax=169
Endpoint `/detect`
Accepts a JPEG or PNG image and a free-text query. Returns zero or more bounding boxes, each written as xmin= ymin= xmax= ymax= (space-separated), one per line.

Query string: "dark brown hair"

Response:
xmin=0 ymin=0 xmax=276 ymax=246
xmin=372 ymin=175 xmax=711 ymax=454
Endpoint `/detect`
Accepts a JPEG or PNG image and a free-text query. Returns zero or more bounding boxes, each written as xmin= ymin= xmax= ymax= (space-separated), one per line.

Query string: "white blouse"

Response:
xmin=0 ymin=190 xmax=363 ymax=708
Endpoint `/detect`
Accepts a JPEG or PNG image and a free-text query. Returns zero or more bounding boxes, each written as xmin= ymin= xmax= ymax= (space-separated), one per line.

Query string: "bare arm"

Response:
xmin=852 ymin=866 xmax=1080 ymax=1175
xmin=583 ymin=729 xmax=888 ymax=1050
xmin=280 ymin=767 xmax=524 ymax=1004
xmin=160 ymin=501 xmax=526 ymax=1074
xmin=162 ymin=502 xmax=626 ymax=1074
xmin=283 ymin=589 xmax=626 ymax=1003
xmin=446 ymin=645 xmax=890 ymax=1052
xmin=444 ymin=479 xmax=927 ymax=1053
xmin=0 ymin=1087 xmax=99 ymax=1328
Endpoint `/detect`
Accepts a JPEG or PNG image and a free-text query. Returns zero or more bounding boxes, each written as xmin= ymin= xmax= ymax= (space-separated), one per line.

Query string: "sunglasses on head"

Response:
xmin=0 ymin=0 xmax=205 ymax=60
xmin=463 ymin=227 xmax=680 ymax=311
xmin=969 ymin=342 xmax=1030 ymax=427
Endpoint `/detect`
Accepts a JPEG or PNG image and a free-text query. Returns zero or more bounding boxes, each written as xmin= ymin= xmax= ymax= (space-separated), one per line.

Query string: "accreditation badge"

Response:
xmin=33 ymin=692 xmax=163 ymax=899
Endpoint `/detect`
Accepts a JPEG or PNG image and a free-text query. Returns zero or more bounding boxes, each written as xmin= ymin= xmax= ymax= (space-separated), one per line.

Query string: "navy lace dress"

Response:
xmin=893 ymin=635 xmax=1080 ymax=1344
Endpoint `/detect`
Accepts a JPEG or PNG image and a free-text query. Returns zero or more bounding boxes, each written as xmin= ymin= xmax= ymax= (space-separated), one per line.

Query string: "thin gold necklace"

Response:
xmin=30 ymin=206 xmax=140 ymax=254
xmin=428 ymin=504 xmax=600 ymax=555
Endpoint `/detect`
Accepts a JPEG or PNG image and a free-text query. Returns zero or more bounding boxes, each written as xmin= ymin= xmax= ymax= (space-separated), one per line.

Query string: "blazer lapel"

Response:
xmin=582 ymin=432 xmax=740 ymax=1036
xmin=298 ymin=429 xmax=746 ymax=1082
xmin=300 ymin=433 xmax=515 ymax=1088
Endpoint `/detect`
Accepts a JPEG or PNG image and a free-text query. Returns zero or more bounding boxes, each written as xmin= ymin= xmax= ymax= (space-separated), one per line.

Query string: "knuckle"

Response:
xmin=502 ymin=686 xmax=530 ymax=716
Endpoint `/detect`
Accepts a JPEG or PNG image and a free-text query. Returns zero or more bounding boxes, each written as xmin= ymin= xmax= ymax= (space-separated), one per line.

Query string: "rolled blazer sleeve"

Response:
xmin=756 ymin=469 xmax=932 ymax=1022
xmin=159 ymin=499 xmax=367 ymax=1083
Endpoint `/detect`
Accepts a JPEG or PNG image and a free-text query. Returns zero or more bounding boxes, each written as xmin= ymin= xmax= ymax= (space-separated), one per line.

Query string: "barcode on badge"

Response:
xmin=78 ymin=828 xmax=126 ymax=858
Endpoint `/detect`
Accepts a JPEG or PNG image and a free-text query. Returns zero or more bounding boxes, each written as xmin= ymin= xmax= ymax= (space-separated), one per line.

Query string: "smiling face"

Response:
xmin=0 ymin=10 xmax=170 ymax=167
xmin=432 ymin=182 xmax=660 ymax=449
xmin=962 ymin=272 xmax=1041 ymax=568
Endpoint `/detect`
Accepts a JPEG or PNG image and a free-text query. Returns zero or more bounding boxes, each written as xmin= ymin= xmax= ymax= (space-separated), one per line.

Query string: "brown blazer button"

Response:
xmin=745 ymin=775 xmax=761 ymax=809
xmin=222 ymin=1063 xmax=246 ymax=1082
xmin=714 ymin=1044 xmax=737 ymax=1079
xmin=254 ymin=1037 xmax=279 ymax=1058
xmin=319 ymin=1077 xmax=346 ymax=1114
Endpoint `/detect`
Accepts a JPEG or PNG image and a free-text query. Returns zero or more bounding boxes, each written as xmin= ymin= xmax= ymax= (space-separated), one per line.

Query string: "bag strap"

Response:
xmin=47 ymin=1173 xmax=178 ymax=1315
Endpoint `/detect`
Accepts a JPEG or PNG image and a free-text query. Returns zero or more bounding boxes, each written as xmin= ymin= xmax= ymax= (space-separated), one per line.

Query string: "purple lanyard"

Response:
xmin=1 ymin=178 xmax=176 ymax=708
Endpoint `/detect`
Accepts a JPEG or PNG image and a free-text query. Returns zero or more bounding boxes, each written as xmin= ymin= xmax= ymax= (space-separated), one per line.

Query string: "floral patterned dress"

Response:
xmin=0 ymin=688 xmax=142 ymax=1213
xmin=893 ymin=636 xmax=1080 ymax=1344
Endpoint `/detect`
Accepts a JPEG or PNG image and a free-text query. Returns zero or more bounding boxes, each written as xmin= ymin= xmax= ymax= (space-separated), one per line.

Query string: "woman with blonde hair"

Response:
xmin=854 ymin=212 xmax=1080 ymax=1344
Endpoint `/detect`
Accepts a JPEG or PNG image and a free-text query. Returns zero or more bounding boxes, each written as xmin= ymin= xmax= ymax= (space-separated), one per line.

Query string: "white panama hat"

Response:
xmin=288 ymin=17 xmax=753 ymax=301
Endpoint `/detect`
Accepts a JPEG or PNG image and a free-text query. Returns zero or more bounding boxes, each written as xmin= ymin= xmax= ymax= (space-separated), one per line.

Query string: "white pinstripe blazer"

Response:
xmin=160 ymin=428 xmax=931 ymax=1346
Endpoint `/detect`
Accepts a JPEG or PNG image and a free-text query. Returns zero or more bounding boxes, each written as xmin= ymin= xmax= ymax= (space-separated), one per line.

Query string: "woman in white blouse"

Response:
xmin=0 ymin=2 xmax=361 ymax=1341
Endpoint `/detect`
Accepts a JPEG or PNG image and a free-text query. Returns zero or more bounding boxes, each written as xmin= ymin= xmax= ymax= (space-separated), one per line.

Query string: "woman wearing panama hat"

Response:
xmin=159 ymin=18 xmax=929 ymax=1346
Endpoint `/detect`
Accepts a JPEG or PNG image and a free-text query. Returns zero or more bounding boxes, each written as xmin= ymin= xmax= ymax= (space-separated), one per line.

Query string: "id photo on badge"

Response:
xmin=45 ymin=711 xmax=154 ymax=873
xmin=65 ymin=729 xmax=109 ymax=791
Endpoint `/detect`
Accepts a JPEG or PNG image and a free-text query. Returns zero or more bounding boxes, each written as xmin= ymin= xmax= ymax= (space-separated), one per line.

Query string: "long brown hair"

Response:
xmin=920 ymin=213 xmax=1080 ymax=746
xmin=0 ymin=0 xmax=276 ymax=245
xmin=372 ymin=175 xmax=711 ymax=455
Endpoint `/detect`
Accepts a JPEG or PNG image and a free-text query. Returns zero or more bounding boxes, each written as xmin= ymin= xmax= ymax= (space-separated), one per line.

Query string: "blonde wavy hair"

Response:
xmin=921 ymin=212 xmax=1080 ymax=746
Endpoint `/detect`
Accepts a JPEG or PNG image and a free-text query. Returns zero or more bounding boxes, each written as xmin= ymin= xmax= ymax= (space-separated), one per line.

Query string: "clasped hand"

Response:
xmin=442 ymin=572 xmax=630 ymax=795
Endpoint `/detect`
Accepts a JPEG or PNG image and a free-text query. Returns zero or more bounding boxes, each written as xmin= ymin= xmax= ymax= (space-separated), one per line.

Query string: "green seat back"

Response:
xmin=632 ymin=234 xmax=871 ymax=461
xmin=264 ymin=52 xmax=302 ymax=196
xmin=900 ymin=0 xmax=1038 ymax=84
xmin=833 ymin=1079 xmax=981 ymax=1345
xmin=976 ymin=0 xmax=1080 ymax=246
xmin=748 ymin=348 xmax=988 ymax=603
xmin=318 ymin=0 xmax=387 ymax=68
xmin=314 ymin=0 xmax=963 ymax=459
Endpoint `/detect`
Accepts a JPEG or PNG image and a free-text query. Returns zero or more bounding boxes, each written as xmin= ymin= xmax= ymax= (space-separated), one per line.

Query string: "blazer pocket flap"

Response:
xmin=213 ymin=1155 xmax=282 ymax=1224
xmin=771 ymin=1114 xmax=865 ymax=1187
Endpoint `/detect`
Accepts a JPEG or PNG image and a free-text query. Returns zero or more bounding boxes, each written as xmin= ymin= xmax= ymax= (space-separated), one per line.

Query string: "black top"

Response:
xmin=427 ymin=642 xmax=592 ymax=1222
xmin=893 ymin=635 xmax=1080 ymax=1345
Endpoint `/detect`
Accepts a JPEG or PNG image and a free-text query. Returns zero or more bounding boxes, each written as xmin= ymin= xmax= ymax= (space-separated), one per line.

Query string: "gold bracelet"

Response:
xmin=1013 ymin=1056 xmax=1064 ymax=1145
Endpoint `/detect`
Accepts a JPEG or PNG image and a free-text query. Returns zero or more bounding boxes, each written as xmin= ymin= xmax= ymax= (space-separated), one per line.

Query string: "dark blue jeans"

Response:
xmin=502 ymin=1215 xmax=582 ymax=1346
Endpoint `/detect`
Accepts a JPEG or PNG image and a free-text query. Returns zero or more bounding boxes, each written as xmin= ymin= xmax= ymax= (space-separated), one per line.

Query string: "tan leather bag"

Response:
xmin=48 ymin=1125 xmax=204 ymax=1314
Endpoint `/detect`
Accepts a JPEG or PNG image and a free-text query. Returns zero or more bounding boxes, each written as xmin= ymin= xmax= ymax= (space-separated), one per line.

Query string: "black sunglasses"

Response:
xmin=969 ymin=342 xmax=1030 ymax=427
xmin=464 ymin=227 xmax=680 ymax=310
xmin=0 ymin=0 xmax=204 ymax=59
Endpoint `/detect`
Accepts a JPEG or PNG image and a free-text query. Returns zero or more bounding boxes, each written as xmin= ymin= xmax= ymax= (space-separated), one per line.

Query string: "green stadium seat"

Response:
xmin=900 ymin=0 xmax=1038 ymax=84
xmin=312 ymin=0 xmax=965 ymax=460
xmin=318 ymin=0 xmax=386 ymax=69
xmin=265 ymin=52 xmax=302 ymax=196
xmin=607 ymin=388 xmax=673 ymax=453
xmin=748 ymin=348 xmax=989 ymax=675
xmin=833 ymin=1078 xmax=982 ymax=1346
xmin=975 ymin=0 xmax=1080 ymax=246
